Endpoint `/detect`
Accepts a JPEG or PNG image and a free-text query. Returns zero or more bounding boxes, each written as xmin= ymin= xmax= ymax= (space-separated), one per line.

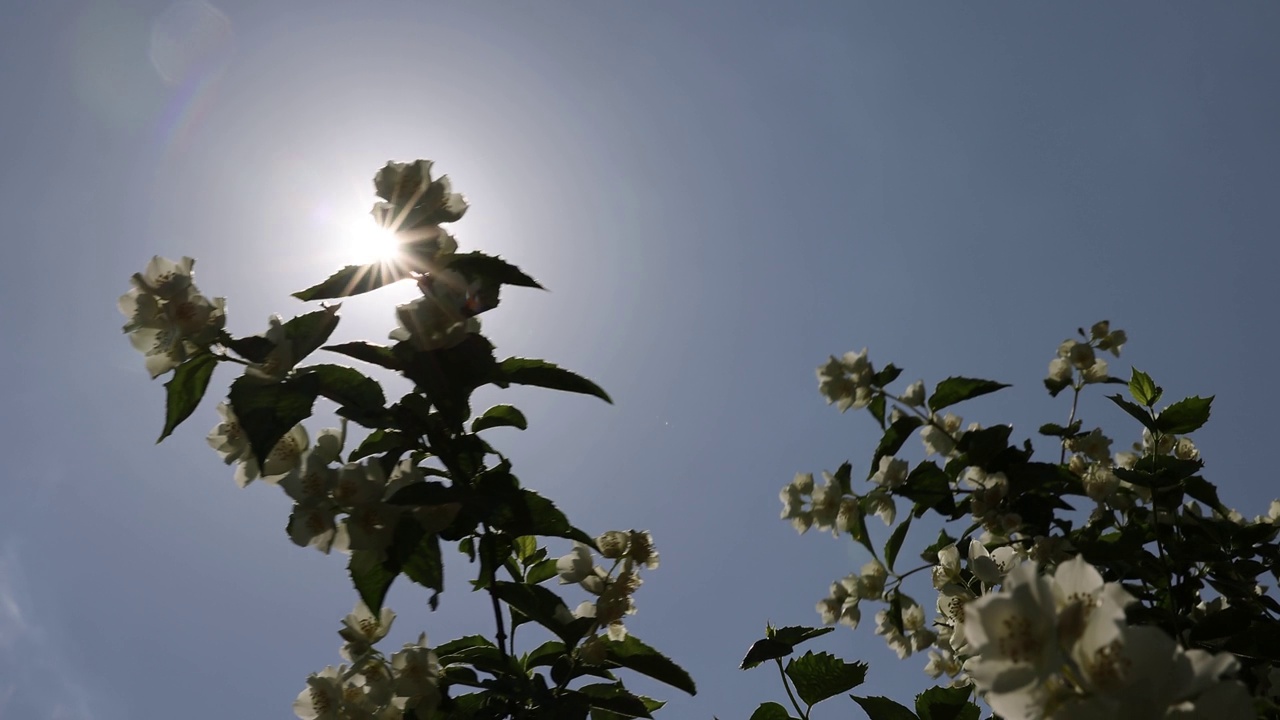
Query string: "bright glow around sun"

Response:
xmin=341 ymin=214 xmax=403 ymax=265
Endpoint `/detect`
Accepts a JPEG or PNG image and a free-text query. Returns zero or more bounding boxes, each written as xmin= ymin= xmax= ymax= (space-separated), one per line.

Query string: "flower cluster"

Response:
xmin=1046 ymin=321 xmax=1126 ymax=390
xmin=118 ymin=256 xmax=226 ymax=378
xmin=208 ymin=406 xmax=458 ymax=556
xmin=556 ymin=530 xmax=660 ymax=642
xmin=294 ymin=603 xmax=441 ymax=720
xmin=370 ymin=160 xmax=481 ymax=353
xmin=962 ymin=558 xmax=1250 ymax=719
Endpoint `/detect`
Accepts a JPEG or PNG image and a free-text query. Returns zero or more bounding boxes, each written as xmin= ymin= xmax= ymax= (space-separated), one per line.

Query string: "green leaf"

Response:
xmin=1129 ymin=368 xmax=1161 ymax=407
xmin=872 ymin=364 xmax=903 ymax=387
xmin=524 ymin=640 xmax=566 ymax=668
xmin=868 ymin=395 xmax=887 ymax=429
xmin=784 ymin=651 xmax=867 ymax=707
xmin=348 ymin=429 xmax=410 ymax=463
xmin=500 ymin=358 xmax=611 ymax=403
xmin=898 ymin=462 xmax=956 ymax=517
xmin=851 ymin=695 xmax=919 ymax=720
xmin=869 ymin=417 xmax=924 ymax=479
xmin=223 ymin=335 xmax=275 ymax=363
xmin=434 ymin=635 xmax=495 ymax=661
xmin=927 ymin=377 xmax=1010 ymax=413
xmin=525 ymin=557 xmax=558 ymax=585
xmin=739 ymin=625 xmax=836 ymax=670
xmin=577 ymin=683 xmax=653 ymax=719
xmin=445 ymin=252 xmax=543 ymax=290
xmin=956 ymin=425 xmax=1013 ymax=468
xmin=401 ymin=527 xmax=443 ymax=606
xmin=349 ymin=549 xmax=396 ymax=617
xmin=605 ymin=635 xmax=697 ymax=696
xmin=1154 ymin=396 xmax=1213 ymax=435
xmin=749 ymin=703 xmax=796 ymax=720
xmin=489 ymin=581 xmax=586 ymax=645
xmin=158 ymin=352 xmax=218 ymax=442
xmin=292 ymin=263 xmax=411 ymax=301
xmin=769 ymin=625 xmax=835 ymax=648
xmin=884 ymin=515 xmax=912 ymax=571
xmin=323 ymin=341 xmax=403 ymax=371
xmin=739 ymin=639 xmax=795 ymax=670
xmin=472 ymin=404 xmax=528 ymax=433
xmin=1038 ymin=420 xmax=1083 ymax=438
xmin=1107 ymin=394 xmax=1157 ymax=432
xmin=1043 ymin=375 xmax=1071 ymax=397
xmin=282 ymin=306 xmax=342 ymax=364
xmin=297 ymin=364 xmax=385 ymax=413
xmin=914 ymin=685 xmax=977 ymax=720
xmin=228 ymin=375 xmax=318 ymax=462
xmin=920 ymin=528 xmax=957 ymax=564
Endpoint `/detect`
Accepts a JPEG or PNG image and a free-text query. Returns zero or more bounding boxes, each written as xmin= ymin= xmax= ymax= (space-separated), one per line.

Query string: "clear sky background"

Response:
xmin=3 ymin=2 xmax=1280 ymax=719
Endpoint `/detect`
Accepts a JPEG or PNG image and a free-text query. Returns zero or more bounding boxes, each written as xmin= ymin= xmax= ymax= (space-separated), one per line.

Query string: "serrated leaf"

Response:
xmin=524 ymin=640 xmax=566 ymax=668
xmin=868 ymin=395 xmax=886 ymax=429
xmin=605 ymin=635 xmax=697 ymax=696
xmin=349 ymin=549 xmax=396 ymax=617
xmin=1107 ymin=394 xmax=1157 ymax=431
xmin=851 ymin=695 xmax=919 ymax=720
xmin=1154 ymin=395 xmax=1213 ymax=435
xmin=297 ymin=364 xmax=385 ymax=413
xmin=927 ymin=377 xmax=1010 ymax=413
xmin=472 ymin=404 xmax=528 ymax=433
xmin=159 ymin=352 xmax=217 ymax=442
xmin=1038 ymin=420 xmax=1083 ymax=438
xmin=872 ymin=364 xmax=903 ymax=387
xmin=739 ymin=639 xmax=795 ymax=670
xmin=282 ymin=306 xmax=342 ymax=364
xmin=348 ymin=429 xmax=409 ymax=462
xmin=292 ymin=263 xmax=411 ymax=301
xmin=784 ymin=651 xmax=867 ymax=707
xmin=1129 ymin=368 xmax=1160 ymax=407
xmin=445 ymin=252 xmax=543 ymax=289
xmin=749 ymin=703 xmax=796 ymax=720
xmin=223 ymin=335 xmax=275 ymax=363
xmin=500 ymin=358 xmax=611 ymax=403
xmin=1044 ymin=376 xmax=1071 ymax=397
xmin=898 ymin=462 xmax=956 ymax=517
xmin=870 ymin=417 xmax=924 ymax=479
xmin=769 ymin=625 xmax=835 ymax=647
xmin=434 ymin=635 xmax=495 ymax=660
xmin=578 ymin=683 xmax=652 ymax=719
xmin=525 ymin=557 xmax=558 ymax=585
xmin=914 ymin=685 xmax=977 ymax=720
xmin=323 ymin=341 xmax=403 ymax=371
xmin=490 ymin=581 xmax=588 ymax=646
xmin=884 ymin=515 xmax=912 ymax=571
xmin=228 ymin=374 xmax=318 ymax=462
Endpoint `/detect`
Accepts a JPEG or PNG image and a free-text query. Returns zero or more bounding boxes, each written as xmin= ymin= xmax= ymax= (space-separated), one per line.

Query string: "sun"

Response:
xmin=340 ymin=213 xmax=403 ymax=265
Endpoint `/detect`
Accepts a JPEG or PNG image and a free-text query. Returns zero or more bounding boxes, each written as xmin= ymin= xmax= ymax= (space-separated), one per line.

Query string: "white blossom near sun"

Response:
xmin=968 ymin=539 xmax=1018 ymax=586
xmin=243 ymin=314 xmax=294 ymax=383
xmin=119 ymin=255 xmax=227 ymax=377
xmin=390 ymin=269 xmax=481 ymax=351
xmin=338 ymin=601 xmax=395 ymax=662
xmin=901 ymin=380 xmax=926 ymax=407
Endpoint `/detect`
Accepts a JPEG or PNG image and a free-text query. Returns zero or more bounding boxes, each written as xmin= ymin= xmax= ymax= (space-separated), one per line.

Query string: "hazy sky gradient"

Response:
xmin=3 ymin=2 xmax=1280 ymax=718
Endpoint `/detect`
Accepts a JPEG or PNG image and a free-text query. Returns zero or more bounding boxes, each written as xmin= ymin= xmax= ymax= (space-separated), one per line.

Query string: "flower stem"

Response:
xmin=775 ymin=658 xmax=808 ymax=720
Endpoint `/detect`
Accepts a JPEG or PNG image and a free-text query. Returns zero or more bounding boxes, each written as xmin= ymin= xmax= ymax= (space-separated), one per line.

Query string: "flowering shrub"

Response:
xmin=124 ymin=160 xmax=1280 ymax=719
xmin=746 ymin=325 xmax=1280 ymax=719
xmin=121 ymin=160 xmax=693 ymax=719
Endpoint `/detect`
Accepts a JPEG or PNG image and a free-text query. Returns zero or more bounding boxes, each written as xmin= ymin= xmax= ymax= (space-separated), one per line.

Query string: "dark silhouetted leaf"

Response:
xmin=784 ymin=651 xmax=867 ymax=707
xmin=500 ymin=358 xmax=611 ymax=403
xmin=928 ymin=377 xmax=1009 ymax=413
xmin=472 ymin=404 xmax=528 ymax=433
xmin=159 ymin=352 xmax=217 ymax=442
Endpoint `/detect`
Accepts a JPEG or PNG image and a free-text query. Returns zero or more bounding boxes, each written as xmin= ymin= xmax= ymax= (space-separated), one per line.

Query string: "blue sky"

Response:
xmin=3 ymin=2 xmax=1280 ymax=718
